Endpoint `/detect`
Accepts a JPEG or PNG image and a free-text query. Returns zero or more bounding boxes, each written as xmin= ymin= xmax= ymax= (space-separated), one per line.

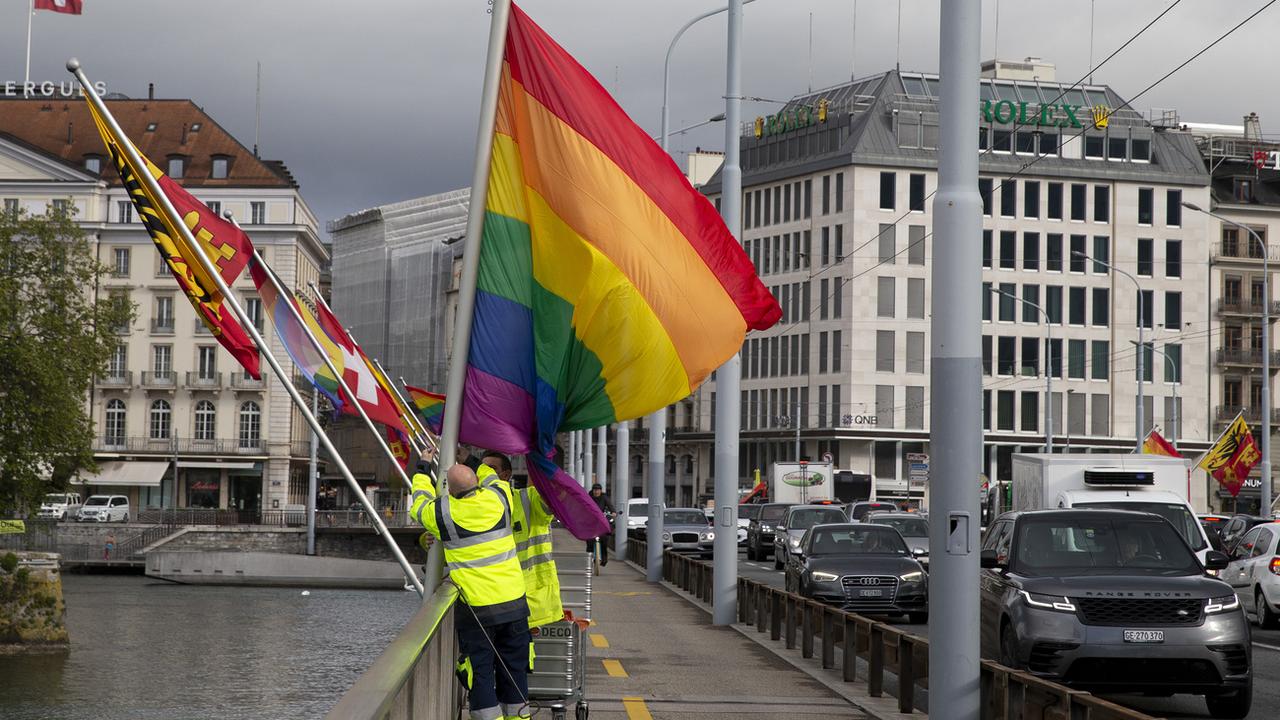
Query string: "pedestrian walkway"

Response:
xmin=574 ymin=552 xmax=866 ymax=719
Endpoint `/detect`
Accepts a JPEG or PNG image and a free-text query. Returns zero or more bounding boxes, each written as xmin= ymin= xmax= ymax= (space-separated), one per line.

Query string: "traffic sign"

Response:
xmin=821 ymin=451 xmax=833 ymax=463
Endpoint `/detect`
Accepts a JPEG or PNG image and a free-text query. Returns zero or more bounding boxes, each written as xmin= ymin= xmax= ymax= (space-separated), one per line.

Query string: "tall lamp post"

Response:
xmin=1073 ymin=250 xmax=1144 ymax=451
xmin=1184 ymin=201 xmax=1271 ymax=516
xmin=1132 ymin=340 xmax=1180 ymax=443
xmin=990 ymin=287 xmax=1053 ymax=453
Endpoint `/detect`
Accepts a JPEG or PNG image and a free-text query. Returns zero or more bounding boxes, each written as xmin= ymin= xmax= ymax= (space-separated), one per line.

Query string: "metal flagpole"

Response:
xmin=393 ymin=373 xmax=440 ymax=451
xmin=569 ymin=430 xmax=578 ymax=480
xmin=307 ymin=390 xmax=318 ymax=556
xmin=614 ymin=421 xmax=629 ymax=558
xmin=930 ymin=1 xmax=982 ymax=716
xmin=436 ymin=0 xmax=514 ymax=592
xmin=66 ymin=60 xmax=425 ymax=597
xmin=584 ymin=427 xmax=594 ymax=487
xmin=646 ymin=410 xmax=665 ymax=581
xmin=712 ymin=0 xmax=744 ymax=626
xmin=597 ymin=426 xmax=607 ymax=493
xmin=24 ymin=0 xmax=33 ymax=98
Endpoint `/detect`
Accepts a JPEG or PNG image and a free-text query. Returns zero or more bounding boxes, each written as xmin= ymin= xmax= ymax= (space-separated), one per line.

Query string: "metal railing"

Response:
xmin=230 ymin=373 xmax=265 ymax=389
xmin=1215 ymin=297 xmax=1280 ymax=316
xmin=290 ymin=440 xmax=314 ymax=458
xmin=140 ymin=370 xmax=176 ymax=388
xmin=1215 ymin=347 xmax=1280 ymax=367
xmin=93 ymin=435 xmax=175 ymax=453
xmin=1215 ymin=405 xmax=1280 ymax=424
xmin=627 ymin=540 xmax=1155 ymax=720
xmin=96 ymin=371 xmax=133 ymax=388
xmin=324 ymin=583 xmax=460 ymax=720
xmin=129 ymin=508 xmax=421 ymax=529
xmin=1211 ymin=241 xmax=1277 ymax=262
xmin=185 ymin=371 xmax=223 ymax=389
xmin=150 ymin=318 xmax=176 ymax=334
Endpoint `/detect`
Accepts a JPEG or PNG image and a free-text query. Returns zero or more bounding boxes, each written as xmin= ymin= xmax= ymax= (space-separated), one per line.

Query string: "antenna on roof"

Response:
xmin=254 ymin=60 xmax=261 ymax=158
xmin=895 ymin=0 xmax=902 ymax=72
xmin=850 ymin=0 xmax=857 ymax=81
xmin=808 ymin=12 xmax=813 ymax=93
xmin=1087 ymin=0 xmax=1096 ymax=84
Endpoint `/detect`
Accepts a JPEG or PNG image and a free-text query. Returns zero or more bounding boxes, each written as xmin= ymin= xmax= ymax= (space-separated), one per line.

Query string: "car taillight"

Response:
xmin=1270 ymin=558 xmax=1280 ymax=576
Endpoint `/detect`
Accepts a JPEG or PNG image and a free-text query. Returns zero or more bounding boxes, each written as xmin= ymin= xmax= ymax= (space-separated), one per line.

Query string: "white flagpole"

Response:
xmin=24 ymin=0 xmax=34 ymax=98
xmin=67 ymin=59 xmax=425 ymax=597
xmin=430 ymin=0 xmax=513 ymax=594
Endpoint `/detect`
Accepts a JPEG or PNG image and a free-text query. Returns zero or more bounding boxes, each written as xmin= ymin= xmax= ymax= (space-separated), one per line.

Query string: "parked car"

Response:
xmin=658 ymin=508 xmax=714 ymax=557
xmin=1221 ymin=521 xmax=1280 ymax=628
xmin=38 ymin=492 xmax=83 ymax=520
xmin=844 ymin=501 xmax=898 ymax=522
xmin=863 ymin=511 xmax=930 ymax=568
xmin=783 ymin=523 xmax=928 ymax=622
xmin=737 ymin=503 xmax=761 ymax=546
xmin=745 ymin=503 xmax=792 ymax=561
xmin=1200 ymin=513 xmax=1231 ymax=539
xmin=1221 ymin=514 xmax=1270 ymax=554
xmin=625 ymin=498 xmax=649 ymax=538
xmin=77 ymin=495 xmax=130 ymax=523
xmin=980 ymin=509 xmax=1249 ymax=718
xmin=773 ymin=504 xmax=848 ymax=570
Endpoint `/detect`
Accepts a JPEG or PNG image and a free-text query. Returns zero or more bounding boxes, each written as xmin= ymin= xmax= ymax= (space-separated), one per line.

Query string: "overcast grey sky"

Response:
xmin=4 ymin=1 xmax=1276 ymax=232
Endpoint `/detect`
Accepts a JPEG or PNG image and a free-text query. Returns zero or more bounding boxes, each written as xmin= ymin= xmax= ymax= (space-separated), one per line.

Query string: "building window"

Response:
xmin=993 ymin=129 xmax=1012 ymax=153
xmin=821 ymin=176 xmax=830 ymax=215
xmin=239 ymin=401 xmax=262 ymax=448
xmin=1135 ymin=238 xmax=1153 ymax=277
xmin=998 ymin=283 xmax=1016 ymax=322
xmin=835 ymin=173 xmax=844 ymax=212
xmin=250 ymin=201 xmax=266 ymax=225
xmin=108 ymin=344 xmax=127 ymax=378
xmin=1024 ymin=181 xmax=1040 ymax=218
xmin=1137 ymin=289 xmax=1154 ymax=329
xmin=1021 ymin=336 xmax=1040 ymax=375
xmin=1091 ymin=394 xmax=1110 ymax=436
xmin=1166 ymin=190 xmax=1182 ymax=227
xmin=105 ymin=399 xmax=126 ymax=445
xmin=878 ymin=223 xmax=895 ymax=264
xmin=211 ymin=156 xmax=229 ymax=180
xmin=982 ymin=282 xmax=993 ymax=322
xmin=763 ymin=188 xmax=772 ymax=226
xmin=905 ymin=387 xmax=925 ymax=429
xmin=997 ymin=390 xmax=1015 ymax=431
xmin=244 ymin=297 xmax=263 ymax=331
xmin=51 ymin=199 xmax=69 ymax=215
xmin=1068 ymin=287 xmax=1086 ymax=326
xmin=1084 ymin=135 xmax=1104 ymax=159
xmin=1107 ymin=135 xmax=1127 ymax=161
xmin=84 ymin=155 xmax=102 ymax=174
xmin=1091 ymin=235 xmax=1109 ymax=274
xmin=908 ymin=225 xmax=925 ymax=265
xmin=1046 ymin=234 xmax=1062 ymax=272
xmin=876 ymin=330 xmax=894 ymax=372
xmin=117 ymin=200 xmax=133 ymax=224
xmin=1136 ymin=343 xmax=1154 ymax=383
xmin=982 ymin=230 xmax=993 ymax=269
xmin=1137 ymin=187 xmax=1154 ymax=225
xmin=1000 ymin=181 xmax=1015 ymax=218
xmin=194 ymin=400 xmax=217 ymax=441
xmin=1070 ymin=184 xmax=1086 ymax=221
xmin=979 ymin=178 xmax=993 ymax=216
xmin=803 ymin=179 xmax=812 ymax=219
xmin=832 ymin=277 xmax=842 ymax=318
xmin=1165 ymin=240 xmax=1182 ymax=278
xmin=1047 ymin=182 xmax=1063 ymax=220
xmin=167 ymin=157 xmax=185 ymax=179
xmin=997 ymin=336 xmax=1016 ymax=376
xmin=198 ymin=345 xmax=218 ymax=379
xmin=1165 ymin=291 xmax=1182 ymax=330
xmin=150 ymin=399 xmax=171 ymax=440
xmin=906 ymin=332 xmax=925 ymax=374
xmin=834 ymin=225 xmax=844 ymax=261
xmin=1091 ymin=288 xmax=1109 ymax=327
xmin=831 ymin=330 xmax=842 ymax=373
xmin=206 ymin=200 xmax=222 ymax=217
xmin=908 ymin=174 xmax=925 ymax=212
xmin=1047 ymin=338 xmax=1063 ymax=378
xmin=1046 ymin=285 xmax=1063 ymax=324
xmin=1091 ymin=340 xmax=1110 ymax=380
xmin=1022 ymin=285 xmax=1040 ymax=324
xmin=1039 ymin=132 xmax=1059 ymax=156
xmin=1093 ymin=185 xmax=1109 ymax=222
xmin=2 ymin=198 xmax=17 ymax=215
xmin=1023 ymin=232 xmax=1039 ymax=271
xmin=1165 ymin=344 xmax=1182 ymax=383
xmin=877 ymin=277 xmax=895 ymax=318
xmin=879 ymin=172 xmax=895 ymax=210
xmin=153 ymin=344 xmax=172 ymax=378
xmin=1021 ymin=391 xmax=1039 ymax=432
xmin=154 ymin=295 xmax=174 ymax=332
xmin=907 ymin=277 xmax=925 ymax=319
xmin=112 ymin=247 xmax=130 ymax=277
xmin=1067 ymin=339 xmax=1086 ymax=379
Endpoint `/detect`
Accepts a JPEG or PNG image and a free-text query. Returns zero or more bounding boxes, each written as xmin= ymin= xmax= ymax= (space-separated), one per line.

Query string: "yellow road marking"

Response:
xmin=590 ymin=633 xmax=609 ymax=648
xmin=622 ymin=696 xmax=652 ymax=720
xmin=602 ymin=659 xmax=628 ymax=677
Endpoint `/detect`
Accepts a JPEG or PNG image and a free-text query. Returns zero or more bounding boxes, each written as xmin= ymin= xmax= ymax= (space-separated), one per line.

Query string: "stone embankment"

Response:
xmin=0 ymin=551 xmax=68 ymax=652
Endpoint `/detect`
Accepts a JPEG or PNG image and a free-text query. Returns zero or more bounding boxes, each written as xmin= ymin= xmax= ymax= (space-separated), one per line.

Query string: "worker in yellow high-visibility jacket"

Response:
xmin=481 ymin=451 xmax=563 ymax=629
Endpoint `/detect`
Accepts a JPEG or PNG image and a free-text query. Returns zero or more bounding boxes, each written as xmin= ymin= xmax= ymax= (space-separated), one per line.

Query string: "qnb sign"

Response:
xmin=980 ymin=99 xmax=1091 ymax=129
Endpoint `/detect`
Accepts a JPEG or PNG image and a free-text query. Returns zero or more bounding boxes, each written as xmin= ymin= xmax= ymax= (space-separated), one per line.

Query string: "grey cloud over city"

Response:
xmin=4 ymin=0 xmax=1275 ymax=232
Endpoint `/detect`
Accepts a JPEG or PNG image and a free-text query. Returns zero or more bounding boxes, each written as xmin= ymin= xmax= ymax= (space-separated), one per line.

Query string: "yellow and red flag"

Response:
xmin=86 ymin=101 xmax=260 ymax=378
xmin=386 ymin=426 xmax=411 ymax=471
xmin=1200 ymin=413 xmax=1261 ymax=497
xmin=1142 ymin=429 xmax=1182 ymax=458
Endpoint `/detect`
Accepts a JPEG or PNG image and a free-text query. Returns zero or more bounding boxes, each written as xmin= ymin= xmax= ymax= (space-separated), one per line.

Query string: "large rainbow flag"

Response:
xmin=405 ymin=385 xmax=446 ymax=435
xmin=459 ymin=4 xmax=780 ymax=539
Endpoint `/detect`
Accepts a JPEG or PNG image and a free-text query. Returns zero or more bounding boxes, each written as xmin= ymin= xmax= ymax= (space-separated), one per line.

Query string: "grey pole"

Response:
xmin=307 ymin=390 xmax=318 ymax=555
xmin=615 ymin=421 xmax=630 ymax=558
xmin=584 ymin=427 xmax=594 ymax=487
xmin=1074 ymin=250 xmax=1143 ymax=450
xmin=990 ymin=288 xmax=1052 ymax=453
xmin=647 ymin=411 xmax=666 ymax=582
xmin=930 ymin=1 xmax=982 ymax=718
xmin=711 ymin=0 xmax=744 ymax=627
xmin=795 ymin=398 xmax=801 ymax=460
xmin=1184 ymin=202 xmax=1271 ymax=515
xmin=569 ymin=429 xmax=577 ymax=480
xmin=597 ymin=425 xmax=608 ymax=493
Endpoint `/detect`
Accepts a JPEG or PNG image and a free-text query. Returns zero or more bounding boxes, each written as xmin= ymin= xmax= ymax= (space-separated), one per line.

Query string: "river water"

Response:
xmin=0 ymin=573 xmax=421 ymax=719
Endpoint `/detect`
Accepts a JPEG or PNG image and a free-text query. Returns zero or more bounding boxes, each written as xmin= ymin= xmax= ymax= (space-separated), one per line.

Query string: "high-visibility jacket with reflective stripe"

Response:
xmin=420 ymin=480 xmax=528 ymax=625
xmin=409 ymin=462 xmax=500 ymax=526
xmin=514 ymin=484 xmax=562 ymax=628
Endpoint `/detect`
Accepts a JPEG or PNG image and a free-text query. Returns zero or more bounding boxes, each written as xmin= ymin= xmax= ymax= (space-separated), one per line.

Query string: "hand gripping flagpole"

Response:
xmin=429 ymin=0 xmax=514 ymax=594
xmin=67 ymin=59 xmax=425 ymax=598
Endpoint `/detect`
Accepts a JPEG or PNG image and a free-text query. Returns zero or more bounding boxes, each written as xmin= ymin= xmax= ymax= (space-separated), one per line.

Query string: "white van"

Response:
xmin=625 ymin=498 xmax=649 ymax=537
xmin=38 ymin=492 xmax=83 ymax=520
xmin=77 ymin=495 xmax=130 ymax=523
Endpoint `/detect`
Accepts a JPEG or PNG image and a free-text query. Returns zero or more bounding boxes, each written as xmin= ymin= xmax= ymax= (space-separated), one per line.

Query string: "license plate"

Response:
xmin=1123 ymin=630 xmax=1164 ymax=643
xmin=858 ymin=589 xmax=885 ymax=598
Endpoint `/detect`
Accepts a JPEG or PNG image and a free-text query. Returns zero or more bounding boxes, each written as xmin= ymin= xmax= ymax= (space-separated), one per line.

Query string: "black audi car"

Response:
xmin=783 ymin=523 xmax=928 ymax=623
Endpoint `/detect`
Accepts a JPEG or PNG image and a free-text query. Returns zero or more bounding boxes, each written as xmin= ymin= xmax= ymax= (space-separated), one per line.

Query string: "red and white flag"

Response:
xmin=35 ymin=0 xmax=83 ymax=15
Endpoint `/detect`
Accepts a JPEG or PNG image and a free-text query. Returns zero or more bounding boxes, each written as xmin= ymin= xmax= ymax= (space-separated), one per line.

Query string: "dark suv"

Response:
xmin=980 ymin=509 xmax=1249 ymax=718
xmin=745 ymin=503 xmax=792 ymax=561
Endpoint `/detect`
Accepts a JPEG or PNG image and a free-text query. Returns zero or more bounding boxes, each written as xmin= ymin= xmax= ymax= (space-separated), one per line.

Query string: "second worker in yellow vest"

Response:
xmin=482 ymin=451 xmax=563 ymax=628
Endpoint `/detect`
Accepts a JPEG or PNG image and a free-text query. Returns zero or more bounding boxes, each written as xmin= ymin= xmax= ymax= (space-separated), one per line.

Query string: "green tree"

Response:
xmin=0 ymin=204 xmax=134 ymax=513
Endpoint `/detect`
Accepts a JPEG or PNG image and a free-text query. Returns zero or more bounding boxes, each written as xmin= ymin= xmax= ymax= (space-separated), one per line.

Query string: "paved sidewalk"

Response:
xmin=573 ymin=556 xmax=867 ymax=719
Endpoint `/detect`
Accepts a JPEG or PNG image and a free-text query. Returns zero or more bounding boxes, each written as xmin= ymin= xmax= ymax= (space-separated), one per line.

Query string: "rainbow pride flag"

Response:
xmin=404 ymin=385 xmax=445 ymax=435
xmin=459 ymin=5 xmax=780 ymax=539
xmin=249 ymin=256 xmax=347 ymax=414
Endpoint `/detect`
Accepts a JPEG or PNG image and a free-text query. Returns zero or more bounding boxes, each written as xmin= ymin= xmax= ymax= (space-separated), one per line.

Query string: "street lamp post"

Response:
xmin=1134 ymin=341 xmax=1180 ymax=443
xmin=1073 ymin=250 xmax=1144 ymax=451
xmin=655 ymin=113 xmax=725 ymax=141
xmin=1183 ymin=201 xmax=1271 ymax=516
xmin=990 ymin=287 xmax=1053 ymax=453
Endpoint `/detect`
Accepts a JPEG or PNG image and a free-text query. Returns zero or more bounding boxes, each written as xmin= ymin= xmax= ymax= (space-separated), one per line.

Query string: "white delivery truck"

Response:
xmin=1010 ymin=453 xmax=1213 ymax=563
xmin=769 ymin=461 xmax=834 ymax=505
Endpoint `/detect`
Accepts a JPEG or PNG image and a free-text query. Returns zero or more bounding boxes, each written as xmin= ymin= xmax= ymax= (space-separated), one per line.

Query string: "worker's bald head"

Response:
xmin=446 ymin=464 xmax=479 ymax=497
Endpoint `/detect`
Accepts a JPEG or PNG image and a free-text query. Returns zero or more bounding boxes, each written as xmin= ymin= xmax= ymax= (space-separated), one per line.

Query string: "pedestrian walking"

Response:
xmin=586 ymin=483 xmax=615 ymax=567
xmin=104 ymin=532 xmax=115 ymax=560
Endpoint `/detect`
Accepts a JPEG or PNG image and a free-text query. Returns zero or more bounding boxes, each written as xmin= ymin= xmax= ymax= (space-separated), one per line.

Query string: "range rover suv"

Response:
xmin=980 ymin=509 xmax=1251 ymax=718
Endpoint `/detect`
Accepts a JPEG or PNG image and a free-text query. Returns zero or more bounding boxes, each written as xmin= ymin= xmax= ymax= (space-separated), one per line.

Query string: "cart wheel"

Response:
xmin=576 ymin=700 xmax=589 ymax=720
xmin=552 ymin=709 xmax=567 ymax=720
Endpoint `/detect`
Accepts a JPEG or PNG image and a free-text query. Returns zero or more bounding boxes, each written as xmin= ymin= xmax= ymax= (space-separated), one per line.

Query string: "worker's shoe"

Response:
xmin=501 ymin=703 xmax=531 ymax=719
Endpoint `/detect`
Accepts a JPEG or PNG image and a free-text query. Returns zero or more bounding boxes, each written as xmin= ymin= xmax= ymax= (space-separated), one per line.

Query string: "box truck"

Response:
xmin=1009 ymin=453 xmax=1212 ymax=562
xmin=769 ymin=461 xmax=834 ymax=505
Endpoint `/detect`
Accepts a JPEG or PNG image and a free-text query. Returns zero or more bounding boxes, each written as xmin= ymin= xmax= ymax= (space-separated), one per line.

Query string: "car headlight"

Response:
xmin=700 ymin=531 xmax=714 ymax=541
xmin=1020 ymin=591 xmax=1077 ymax=612
xmin=899 ymin=571 xmax=925 ymax=582
xmin=811 ymin=571 xmax=840 ymax=582
xmin=661 ymin=532 xmax=672 ymax=542
xmin=1206 ymin=595 xmax=1240 ymax=614
xmin=761 ymin=524 xmax=773 ymax=532
xmin=789 ymin=537 xmax=802 ymax=548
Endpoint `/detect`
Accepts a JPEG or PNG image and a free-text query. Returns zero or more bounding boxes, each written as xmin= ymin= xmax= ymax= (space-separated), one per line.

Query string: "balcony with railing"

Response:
xmin=150 ymin=317 xmax=175 ymax=335
xmin=1214 ymin=405 xmax=1280 ymax=426
xmin=1215 ymin=347 xmax=1280 ymax=368
xmin=185 ymin=371 xmax=223 ymax=391
xmin=230 ymin=373 xmax=265 ymax=390
xmin=234 ymin=438 xmax=266 ymax=455
xmin=96 ymin=370 xmax=133 ymax=388
xmin=1212 ymin=240 xmax=1279 ymax=263
xmin=94 ymin=435 xmax=176 ymax=454
xmin=290 ymin=440 xmax=314 ymax=458
xmin=94 ymin=435 xmax=268 ymax=455
xmin=1216 ymin=297 xmax=1280 ymax=316
xmin=140 ymin=370 xmax=176 ymax=389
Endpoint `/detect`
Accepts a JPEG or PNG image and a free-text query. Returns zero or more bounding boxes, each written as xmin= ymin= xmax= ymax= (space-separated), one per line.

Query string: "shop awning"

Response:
xmin=73 ymin=460 xmax=171 ymax=487
xmin=175 ymin=461 xmax=257 ymax=470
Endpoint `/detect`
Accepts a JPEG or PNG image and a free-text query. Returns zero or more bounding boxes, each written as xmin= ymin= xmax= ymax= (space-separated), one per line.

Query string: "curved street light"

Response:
xmin=1073 ymin=250 xmax=1144 ymax=451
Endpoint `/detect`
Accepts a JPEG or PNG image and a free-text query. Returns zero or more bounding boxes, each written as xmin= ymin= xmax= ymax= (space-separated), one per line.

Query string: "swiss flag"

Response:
xmin=310 ymin=295 xmax=408 ymax=434
xmin=35 ymin=0 xmax=83 ymax=15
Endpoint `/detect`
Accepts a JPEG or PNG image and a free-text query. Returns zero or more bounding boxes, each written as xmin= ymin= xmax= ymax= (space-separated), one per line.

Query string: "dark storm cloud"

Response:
xmin=3 ymin=1 xmax=1273 ymax=231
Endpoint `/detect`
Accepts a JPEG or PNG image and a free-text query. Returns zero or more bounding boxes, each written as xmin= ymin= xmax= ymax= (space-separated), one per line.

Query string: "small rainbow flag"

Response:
xmin=404 ymin=385 xmax=445 ymax=435
xmin=458 ymin=5 xmax=780 ymax=539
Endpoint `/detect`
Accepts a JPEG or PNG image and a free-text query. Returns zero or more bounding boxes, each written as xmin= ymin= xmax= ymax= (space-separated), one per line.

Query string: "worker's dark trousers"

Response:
xmin=457 ymin=612 xmax=530 ymax=718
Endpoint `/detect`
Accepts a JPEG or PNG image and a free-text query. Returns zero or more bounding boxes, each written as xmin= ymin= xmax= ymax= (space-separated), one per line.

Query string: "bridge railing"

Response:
xmin=626 ymin=539 xmax=1154 ymax=720
xmin=323 ymin=582 xmax=460 ymax=720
